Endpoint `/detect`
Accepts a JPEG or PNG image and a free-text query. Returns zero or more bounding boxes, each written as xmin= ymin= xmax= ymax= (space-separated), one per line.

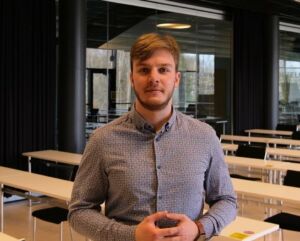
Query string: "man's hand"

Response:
xmin=164 ymin=213 xmax=199 ymax=241
xmin=135 ymin=212 xmax=199 ymax=241
xmin=135 ymin=211 xmax=179 ymax=241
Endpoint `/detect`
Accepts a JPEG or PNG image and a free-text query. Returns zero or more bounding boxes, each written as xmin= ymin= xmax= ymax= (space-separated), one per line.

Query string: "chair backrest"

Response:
xmin=235 ymin=144 xmax=266 ymax=159
xmin=276 ymin=123 xmax=297 ymax=132
xmin=70 ymin=165 xmax=79 ymax=181
xmin=186 ymin=104 xmax=196 ymax=112
xmin=292 ymin=131 xmax=300 ymax=140
xmin=283 ymin=170 xmax=300 ymax=188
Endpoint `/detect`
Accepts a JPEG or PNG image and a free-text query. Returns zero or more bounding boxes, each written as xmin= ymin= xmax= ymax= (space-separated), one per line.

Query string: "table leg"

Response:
xmin=28 ymin=156 xmax=32 ymax=173
xmin=28 ymin=156 xmax=32 ymax=207
xmin=0 ymin=183 xmax=3 ymax=232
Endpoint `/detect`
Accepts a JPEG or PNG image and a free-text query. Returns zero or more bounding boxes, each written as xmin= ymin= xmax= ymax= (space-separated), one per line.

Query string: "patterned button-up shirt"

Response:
xmin=68 ymin=107 xmax=237 ymax=241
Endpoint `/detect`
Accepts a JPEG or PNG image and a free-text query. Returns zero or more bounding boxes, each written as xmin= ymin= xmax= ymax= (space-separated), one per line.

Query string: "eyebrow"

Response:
xmin=136 ymin=63 xmax=173 ymax=68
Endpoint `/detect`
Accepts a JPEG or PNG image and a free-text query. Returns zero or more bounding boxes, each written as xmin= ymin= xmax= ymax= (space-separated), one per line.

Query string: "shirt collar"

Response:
xmin=129 ymin=105 xmax=177 ymax=134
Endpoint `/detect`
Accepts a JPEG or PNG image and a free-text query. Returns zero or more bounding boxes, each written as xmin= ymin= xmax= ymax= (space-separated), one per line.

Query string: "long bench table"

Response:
xmin=218 ymin=216 xmax=278 ymax=241
xmin=22 ymin=150 xmax=82 ymax=172
xmin=0 ymin=232 xmax=24 ymax=241
xmin=232 ymin=177 xmax=300 ymax=206
xmin=225 ymin=155 xmax=300 ymax=184
xmin=220 ymin=134 xmax=300 ymax=148
xmin=245 ymin=129 xmax=292 ymax=137
xmin=266 ymin=147 xmax=300 ymax=162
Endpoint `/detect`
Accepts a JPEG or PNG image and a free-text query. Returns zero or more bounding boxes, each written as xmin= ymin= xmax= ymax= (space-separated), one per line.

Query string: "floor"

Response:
xmin=2 ymin=197 xmax=300 ymax=241
xmin=3 ymin=199 xmax=85 ymax=241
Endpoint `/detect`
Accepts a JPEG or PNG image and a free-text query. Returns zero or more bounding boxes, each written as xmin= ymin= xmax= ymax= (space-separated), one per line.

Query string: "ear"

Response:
xmin=130 ymin=72 xmax=134 ymax=87
xmin=174 ymin=71 xmax=181 ymax=88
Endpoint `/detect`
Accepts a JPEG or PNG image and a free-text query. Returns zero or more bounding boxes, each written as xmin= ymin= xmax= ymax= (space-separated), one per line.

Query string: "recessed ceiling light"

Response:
xmin=156 ymin=23 xmax=191 ymax=29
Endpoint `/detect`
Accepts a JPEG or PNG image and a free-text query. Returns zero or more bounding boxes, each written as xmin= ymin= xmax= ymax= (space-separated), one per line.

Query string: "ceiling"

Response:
xmin=174 ymin=0 xmax=300 ymax=22
xmin=83 ymin=0 xmax=300 ymax=59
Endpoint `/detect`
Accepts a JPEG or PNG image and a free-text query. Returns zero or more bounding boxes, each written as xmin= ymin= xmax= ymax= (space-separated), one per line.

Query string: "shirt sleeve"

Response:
xmin=68 ymin=133 xmax=137 ymax=241
xmin=198 ymin=130 xmax=237 ymax=239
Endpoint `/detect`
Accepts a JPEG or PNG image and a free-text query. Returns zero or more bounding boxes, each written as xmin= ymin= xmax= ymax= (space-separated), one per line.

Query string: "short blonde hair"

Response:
xmin=130 ymin=33 xmax=180 ymax=71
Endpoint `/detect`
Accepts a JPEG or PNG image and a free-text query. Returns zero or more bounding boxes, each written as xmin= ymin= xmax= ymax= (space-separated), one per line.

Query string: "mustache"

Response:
xmin=144 ymin=82 xmax=162 ymax=92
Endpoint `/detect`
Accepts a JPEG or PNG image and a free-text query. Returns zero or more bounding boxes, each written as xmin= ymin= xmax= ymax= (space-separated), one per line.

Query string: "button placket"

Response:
xmin=154 ymin=137 xmax=163 ymax=207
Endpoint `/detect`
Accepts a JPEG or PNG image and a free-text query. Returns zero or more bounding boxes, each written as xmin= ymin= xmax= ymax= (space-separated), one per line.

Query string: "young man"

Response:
xmin=68 ymin=33 xmax=237 ymax=241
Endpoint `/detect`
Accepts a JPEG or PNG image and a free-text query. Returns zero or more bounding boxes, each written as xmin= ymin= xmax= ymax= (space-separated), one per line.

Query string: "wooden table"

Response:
xmin=245 ymin=129 xmax=292 ymax=137
xmin=0 ymin=167 xmax=26 ymax=177
xmin=220 ymin=134 xmax=300 ymax=148
xmin=219 ymin=216 xmax=278 ymax=241
xmin=210 ymin=237 xmax=237 ymax=241
xmin=232 ymin=177 xmax=300 ymax=206
xmin=0 ymin=232 xmax=24 ymax=241
xmin=203 ymin=208 xmax=279 ymax=241
xmin=221 ymin=143 xmax=238 ymax=154
xmin=0 ymin=167 xmax=73 ymax=231
xmin=266 ymin=147 xmax=300 ymax=162
xmin=220 ymin=135 xmax=269 ymax=145
xmin=226 ymin=156 xmax=300 ymax=172
xmin=22 ymin=150 xmax=82 ymax=172
xmin=225 ymin=155 xmax=300 ymax=184
xmin=22 ymin=150 xmax=81 ymax=206
xmin=267 ymin=138 xmax=300 ymax=148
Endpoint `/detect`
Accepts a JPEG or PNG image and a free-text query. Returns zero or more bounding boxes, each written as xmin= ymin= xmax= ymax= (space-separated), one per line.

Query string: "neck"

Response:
xmin=135 ymin=102 xmax=173 ymax=132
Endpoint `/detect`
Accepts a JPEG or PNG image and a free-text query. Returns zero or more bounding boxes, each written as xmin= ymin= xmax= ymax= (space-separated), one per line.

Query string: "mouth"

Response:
xmin=145 ymin=89 xmax=162 ymax=93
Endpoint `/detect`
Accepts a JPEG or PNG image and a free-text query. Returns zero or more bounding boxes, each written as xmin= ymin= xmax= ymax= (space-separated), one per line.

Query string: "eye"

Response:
xmin=138 ymin=67 xmax=149 ymax=74
xmin=158 ymin=67 xmax=170 ymax=74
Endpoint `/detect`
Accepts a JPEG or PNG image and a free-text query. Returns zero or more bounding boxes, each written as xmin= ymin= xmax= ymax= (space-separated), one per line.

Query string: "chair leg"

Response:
xmin=281 ymin=229 xmax=284 ymax=241
xmin=68 ymin=223 xmax=74 ymax=241
xmin=60 ymin=222 xmax=64 ymax=241
xmin=33 ymin=217 xmax=37 ymax=241
xmin=240 ymin=194 xmax=245 ymax=216
xmin=278 ymin=228 xmax=284 ymax=241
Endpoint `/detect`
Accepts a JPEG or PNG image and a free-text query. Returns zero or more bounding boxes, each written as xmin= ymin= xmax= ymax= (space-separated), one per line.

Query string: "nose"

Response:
xmin=148 ymin=69 xmax=159 ymax=83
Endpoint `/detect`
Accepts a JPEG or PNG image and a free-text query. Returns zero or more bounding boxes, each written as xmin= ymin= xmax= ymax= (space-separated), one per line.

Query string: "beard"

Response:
xmin=133 ymin=85 xmax=175 ymax=111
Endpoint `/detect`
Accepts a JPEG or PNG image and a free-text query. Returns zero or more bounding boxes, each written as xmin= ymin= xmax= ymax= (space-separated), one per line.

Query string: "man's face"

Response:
xmin=130 ymin=49 xmax=180 ymax=111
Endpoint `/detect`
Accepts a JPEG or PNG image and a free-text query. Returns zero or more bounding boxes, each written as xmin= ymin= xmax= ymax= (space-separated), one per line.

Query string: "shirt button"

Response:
xmin=158 ymin=195 xmax=162 ymax=200
xmin=156 ymin=137 xmax=160 ymax=142
xmin=157 ymin=165 xmax=161 ymax=169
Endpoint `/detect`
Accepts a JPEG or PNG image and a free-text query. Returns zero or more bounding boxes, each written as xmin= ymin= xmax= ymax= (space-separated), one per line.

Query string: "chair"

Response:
xmin=264 ymin=170 xmax=300 ymax=241
xmin=292 ymin=131 xmax=300 ymax=140
xmin=32 ymin=207 xmax=70 ymax=241
xmin=31 ymin=165 xmax=78 ymax=241
xmin=230 ymin=144 xmax=266 ymax=181
xmin=235 ymin=144 xmax=266 ymax=159
xmin=276 ymin=124 xmax=297 ymax=132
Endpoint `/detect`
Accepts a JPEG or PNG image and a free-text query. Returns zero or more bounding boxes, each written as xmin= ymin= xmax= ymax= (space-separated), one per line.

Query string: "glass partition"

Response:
xmin=85 ymin=1 xmax=233 ymax=137
xmin=279 ymin=27 xmax=300 ymax=124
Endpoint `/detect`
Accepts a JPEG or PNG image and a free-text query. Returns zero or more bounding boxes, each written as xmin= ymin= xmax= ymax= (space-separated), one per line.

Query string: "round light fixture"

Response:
xmin=156 ymin=23 xmax=191 ymax=29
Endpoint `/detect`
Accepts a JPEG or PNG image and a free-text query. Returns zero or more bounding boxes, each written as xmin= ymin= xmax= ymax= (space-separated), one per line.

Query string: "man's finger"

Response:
xmin=165 ymin=213 xmax=186 ymax=221
xmin=144 ymin=211 xmax=168 ymax=223
xmin=161 ymin=236 xmax=180 ymax=241
xmin=157 ymin=226 xmax=179 ymax=237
